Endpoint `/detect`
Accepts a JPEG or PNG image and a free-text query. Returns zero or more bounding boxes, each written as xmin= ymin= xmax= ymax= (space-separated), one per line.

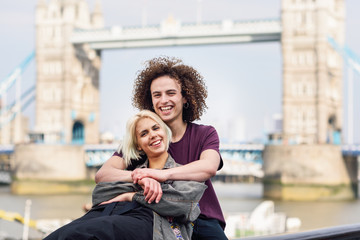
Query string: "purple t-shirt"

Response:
xmin=114 ymin=122 xmax=225 ymax=228
xmin=168 ymin=122 xmax=225 ymax=228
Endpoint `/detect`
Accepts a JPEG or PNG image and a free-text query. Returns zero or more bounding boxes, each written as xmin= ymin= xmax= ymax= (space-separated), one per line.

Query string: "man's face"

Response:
xmin=150 ymin=75 xmax=186 ymax=124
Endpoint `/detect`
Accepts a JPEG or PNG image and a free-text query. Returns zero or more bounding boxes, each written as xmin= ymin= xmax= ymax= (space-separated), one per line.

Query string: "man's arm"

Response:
xmin=95 ymin=155 xmax=132 ymax=183
xmin=132 ymin=149 xmax=220 ymax=183
xmin=95 ymin=155 xmax=163 ymax=203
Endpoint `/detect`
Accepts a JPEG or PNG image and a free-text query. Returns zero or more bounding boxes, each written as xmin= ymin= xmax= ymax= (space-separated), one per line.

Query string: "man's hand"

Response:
xmin=99 ymin=192 xmax=136 ymax=205
xmin=138 ymin=177 xmax=163 ymax=204
xmin=132 ymin=168 xmax=168 ymax=184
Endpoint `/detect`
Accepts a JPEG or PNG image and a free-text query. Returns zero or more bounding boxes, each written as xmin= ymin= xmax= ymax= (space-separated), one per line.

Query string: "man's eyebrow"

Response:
xmin=151 ymin=89 xmax=177 ymax=95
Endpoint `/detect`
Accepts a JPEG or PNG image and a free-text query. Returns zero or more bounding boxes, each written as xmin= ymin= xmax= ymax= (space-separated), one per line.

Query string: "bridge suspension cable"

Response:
xmin=0 ymin=85 xmax=35 ymax=116
xmin=0 ymin=52 xmax=36 ymax=132
xmin=328 ymin=37 xmax=360 ymax=144
xmin=0 ymin=51 xmax=35 ymax=97
xmin=327 ymin=37 xmax=360 ymax=74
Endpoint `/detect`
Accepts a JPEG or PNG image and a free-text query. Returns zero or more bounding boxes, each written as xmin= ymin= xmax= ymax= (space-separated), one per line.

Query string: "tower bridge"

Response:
xmin=1 ymin=0 xmax=360 ymax=200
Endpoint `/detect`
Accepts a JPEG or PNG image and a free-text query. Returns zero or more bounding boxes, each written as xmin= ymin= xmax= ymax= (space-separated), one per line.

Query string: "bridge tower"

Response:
xmin=281 ymin=0 xmax=344 ymax=145
xmin=263 ymin=0 xmax=356 ymax=200
xmin=35 ymin=0 xmax=103 ymax=144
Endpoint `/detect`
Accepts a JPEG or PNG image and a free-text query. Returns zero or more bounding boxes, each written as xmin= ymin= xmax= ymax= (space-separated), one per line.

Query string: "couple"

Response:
xmin=45 ymin=56 xmax=227 ymax=239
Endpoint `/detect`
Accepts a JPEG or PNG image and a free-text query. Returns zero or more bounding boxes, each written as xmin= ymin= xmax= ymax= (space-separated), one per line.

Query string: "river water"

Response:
xmin=1 ymin=182 xmax=360 ymax=239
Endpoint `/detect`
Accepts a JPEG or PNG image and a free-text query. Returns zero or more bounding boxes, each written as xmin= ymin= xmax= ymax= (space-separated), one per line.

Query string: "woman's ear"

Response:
xmin=137 ymin=145 xmax=142 ymax=151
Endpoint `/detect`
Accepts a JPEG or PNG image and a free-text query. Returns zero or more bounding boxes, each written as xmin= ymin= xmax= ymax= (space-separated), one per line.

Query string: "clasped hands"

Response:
xmin=100 ymin=168 xmax=166 ymax=205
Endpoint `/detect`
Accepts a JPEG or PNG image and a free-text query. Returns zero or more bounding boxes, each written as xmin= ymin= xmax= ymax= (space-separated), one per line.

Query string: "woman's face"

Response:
xmin=150 ymin=75 xmax=187 ymax=124
xmin=135 ymin=117 xmax=167 ymax=158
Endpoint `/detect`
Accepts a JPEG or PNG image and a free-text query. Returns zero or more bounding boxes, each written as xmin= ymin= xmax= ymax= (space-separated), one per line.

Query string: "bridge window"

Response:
xmin=54 ymin=26 xmax=62 ymax=40
xmin=327 ymin=115 xmax=341 ymax=144
xmin=72 ymin=121 xmax=85 ymax=145
xmin=42 ymin=27 xmax=54 ymax=40
xmin=42 ymin=61 xmax=62 ymax=75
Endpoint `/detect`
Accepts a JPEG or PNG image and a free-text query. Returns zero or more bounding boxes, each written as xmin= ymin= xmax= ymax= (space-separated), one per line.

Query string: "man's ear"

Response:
xmin=182 ymin=97 xmax=187 ymax=104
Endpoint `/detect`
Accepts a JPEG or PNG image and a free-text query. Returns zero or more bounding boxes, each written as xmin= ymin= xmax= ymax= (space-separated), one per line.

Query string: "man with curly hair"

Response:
xmin=96 ymin=56 xmax=227 ymax=239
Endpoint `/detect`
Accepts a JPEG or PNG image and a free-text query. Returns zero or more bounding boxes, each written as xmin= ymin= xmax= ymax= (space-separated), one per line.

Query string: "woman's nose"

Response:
xmin=149 ymin=130 xmax=156 ymax=138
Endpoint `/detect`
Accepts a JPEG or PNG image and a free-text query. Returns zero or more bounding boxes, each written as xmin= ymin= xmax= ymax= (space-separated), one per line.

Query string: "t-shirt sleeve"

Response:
xmin=201 ymin=126 xmax=223 ymax=170
xmin=112 ymin=151 xmax=122 ymax=157
xmin=112 ymin=150 xmax=147 ymax=170
xmin=202 ymin=126 xmax=220 ymax=152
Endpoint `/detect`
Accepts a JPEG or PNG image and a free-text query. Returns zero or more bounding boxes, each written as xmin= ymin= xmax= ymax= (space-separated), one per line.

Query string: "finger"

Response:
xmin=143 ymin=182 xmax=149 ymax=196
xmin=132 ymin=171 xmax=138 ymax=184
xmin=100 ymin=200 xmax=111 ymax=205
xmin=132 ymin=170 xmax=142 ymax=183
xmin=147 ymin=191 xmax=156 ymax=204
xmin=147 ymin=183 xmax=161 ymax=204
xmin=155 ymin=189 xmax=163 ymax=203
xmin=145 ymin=187 xmax=155 ymax=203
xmin=145 ymin=180 xmax=157 ymax=203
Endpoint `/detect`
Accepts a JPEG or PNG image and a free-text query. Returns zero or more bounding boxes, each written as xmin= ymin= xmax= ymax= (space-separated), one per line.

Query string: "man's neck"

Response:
xmin=167 ymin=119 xmax=187 ymax=143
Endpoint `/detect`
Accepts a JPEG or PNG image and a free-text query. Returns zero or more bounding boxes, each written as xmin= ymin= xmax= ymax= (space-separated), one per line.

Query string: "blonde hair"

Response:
xmin=119 ymin=110 xmax=172 ymax=167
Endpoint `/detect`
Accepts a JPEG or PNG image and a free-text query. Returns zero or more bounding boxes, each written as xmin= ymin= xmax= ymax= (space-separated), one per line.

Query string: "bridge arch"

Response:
xmin=72 ymin=121 xmax=85 ymax=145
xmin=327 ymin=114 xmax=341 ymax=144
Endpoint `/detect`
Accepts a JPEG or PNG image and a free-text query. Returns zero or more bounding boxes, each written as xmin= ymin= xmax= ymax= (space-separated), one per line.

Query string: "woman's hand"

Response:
xmin=138 ymin=177 xmax=163 ymax=204
xmin=99 ymin=192 xmax=136 ymax=205
xmin=132 ymin=168 xmax=168 ymax=183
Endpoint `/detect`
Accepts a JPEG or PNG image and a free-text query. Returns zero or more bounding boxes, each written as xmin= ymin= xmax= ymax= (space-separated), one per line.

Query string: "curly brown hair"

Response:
xmin=132 ymin=56 xmax=208 ymax=122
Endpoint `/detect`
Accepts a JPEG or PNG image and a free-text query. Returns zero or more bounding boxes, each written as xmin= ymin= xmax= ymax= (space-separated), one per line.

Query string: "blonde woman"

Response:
xmin=44 ymin=110 xmax=206 ymax=240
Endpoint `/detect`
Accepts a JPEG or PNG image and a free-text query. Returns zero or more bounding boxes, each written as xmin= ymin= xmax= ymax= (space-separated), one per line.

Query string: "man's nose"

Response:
xmin=160 ymin=95 xmax=168 ymax=104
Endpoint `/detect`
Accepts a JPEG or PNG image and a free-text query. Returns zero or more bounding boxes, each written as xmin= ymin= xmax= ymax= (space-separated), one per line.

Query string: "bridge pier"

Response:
xmin=263 ymin=144 xmax=357 ymax=201
xmin=11 ymin=144 xmax=94 ymax=194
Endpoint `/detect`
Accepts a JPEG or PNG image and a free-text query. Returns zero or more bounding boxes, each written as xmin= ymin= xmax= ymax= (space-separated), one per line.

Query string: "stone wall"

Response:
xmin=263 ymin=144 xmax=356 ymax=200
xmin=13 ymin=144 xmax=87 ymax=180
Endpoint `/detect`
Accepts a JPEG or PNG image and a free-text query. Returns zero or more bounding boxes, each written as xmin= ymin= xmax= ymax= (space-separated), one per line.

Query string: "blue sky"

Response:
xmin=0 ymin=0 xmax=359 ymax=143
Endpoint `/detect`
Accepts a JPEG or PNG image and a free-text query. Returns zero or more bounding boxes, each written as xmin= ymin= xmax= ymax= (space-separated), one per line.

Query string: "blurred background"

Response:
xmin=0 ymin=0 xmax=360 ymax=239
